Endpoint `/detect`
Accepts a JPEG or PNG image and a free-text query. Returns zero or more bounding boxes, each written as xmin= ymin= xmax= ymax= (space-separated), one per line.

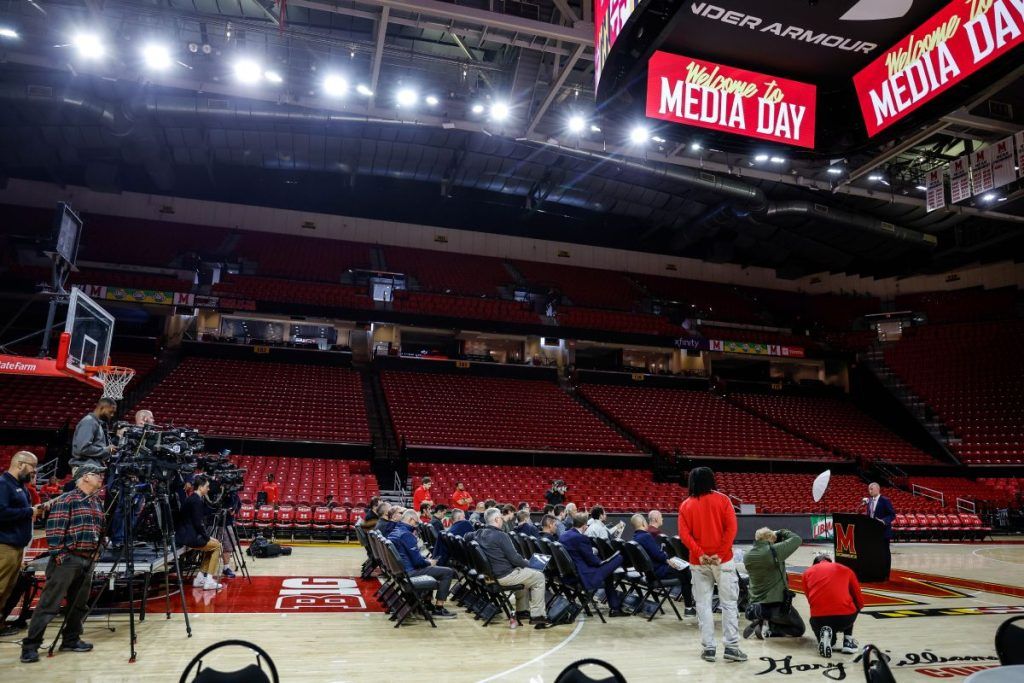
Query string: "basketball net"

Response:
xmin=88 ymin=365 xmax=136 ymax=400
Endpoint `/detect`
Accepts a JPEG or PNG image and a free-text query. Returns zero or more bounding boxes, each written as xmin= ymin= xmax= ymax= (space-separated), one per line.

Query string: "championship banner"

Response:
xmin=971 ymin=147 xmax=995 ymax=197
xmin=924 ymin=167 xmax=946 ymax=213
xmin=646 ymin=51 xmax=816 ymax=148
xmin=853 ymin=0 xmax=1024 ymax=136
xmin=595 ymin=0 xmax=638 ymax=89
xmin=811 ymin=514 xmax=834 ymax=541
xmin=719 ymin=340 xmax=769 ymax=355
xmin=711 ymin=340 xmax=805 ymax=358
xmin=949 ymin=155 xmax=972 ymax=204
xmin=105 ymin=288 xmax=178 ymax=305
xmin=991 ymin=135 xmax=1017 ymax=189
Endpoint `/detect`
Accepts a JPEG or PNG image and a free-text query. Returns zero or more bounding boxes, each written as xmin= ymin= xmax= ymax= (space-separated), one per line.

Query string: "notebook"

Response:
xmin=528 ymin=553 xmax=551 ymax=571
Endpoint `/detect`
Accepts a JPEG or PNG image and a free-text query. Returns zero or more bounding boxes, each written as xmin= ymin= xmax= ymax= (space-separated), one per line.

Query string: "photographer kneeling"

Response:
xmin=175 ymin=476 xmax=224 ymax=591
xmin=743 ymin=527 xmax=805 ymax=639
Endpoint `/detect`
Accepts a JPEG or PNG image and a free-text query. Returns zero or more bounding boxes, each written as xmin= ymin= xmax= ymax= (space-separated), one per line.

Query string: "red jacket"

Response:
xmin=412 ymin=486 xmax=434 ymax=512
xmin=260 ymin=482 xmax=279 ymax=505
xmin=677 ymin=491 xmax=737 ymax=564
xmin=451 ymin=489 xmax=473 ymax=511
xmin=803 ymin=560 xmax=864 ymax=617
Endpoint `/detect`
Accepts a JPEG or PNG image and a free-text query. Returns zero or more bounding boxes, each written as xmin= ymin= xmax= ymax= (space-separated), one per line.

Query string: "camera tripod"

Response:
xmin=46 ymin=476 xmax=193 ymax=662
xmin=209 ymin=507 xmax=252 ymax=583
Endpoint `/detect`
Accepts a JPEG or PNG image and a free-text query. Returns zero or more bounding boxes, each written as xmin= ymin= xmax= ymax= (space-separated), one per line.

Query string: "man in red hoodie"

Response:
xmin=803 ymin=552 xmax=863 ymax=659
xmin=412 ymin=476 xmax=434 ymax=513
xmin=678 ymin=466 xmax=745 ymax=663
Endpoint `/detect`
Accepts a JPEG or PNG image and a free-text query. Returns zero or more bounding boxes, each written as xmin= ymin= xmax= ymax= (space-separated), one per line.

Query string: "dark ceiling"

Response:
xmin=0 ymin=0 xmax=1021 ymax=280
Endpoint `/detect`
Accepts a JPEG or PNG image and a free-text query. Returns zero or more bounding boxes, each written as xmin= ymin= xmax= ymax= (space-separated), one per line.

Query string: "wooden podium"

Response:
xmin=832 ymin=513 xmax=891 ymax=582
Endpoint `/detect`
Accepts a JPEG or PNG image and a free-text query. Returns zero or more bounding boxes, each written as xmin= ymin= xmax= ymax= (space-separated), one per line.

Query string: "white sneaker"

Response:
xmin=201 ymin=576 xmax=224 ymax=591
xmin=192 ymin=573 xmax=206 ymax=588
xmin=818 ymin=626 xmax=833 ymax=659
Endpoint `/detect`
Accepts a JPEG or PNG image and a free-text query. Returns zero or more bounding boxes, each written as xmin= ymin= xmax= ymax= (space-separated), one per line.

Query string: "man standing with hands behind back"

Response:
xmin=0 ymin=451 xmax=46 ymax=636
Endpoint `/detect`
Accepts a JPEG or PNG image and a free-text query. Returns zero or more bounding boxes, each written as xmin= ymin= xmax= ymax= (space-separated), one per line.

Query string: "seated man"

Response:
xmin=361 ymin=502 xmax=390 ymax=530
xmin=433 ymin=508 xmax=474 ymax=566
xmin=174 ymin=475 xmax=224 ymax=591
xmin=469 ymin=502 xmax=487 ymax=525
xmin=743 ymin=527 xmax=805 ymax=639
xmin=387 ymin=510 xmax=456 ymax=619
xmin=804 ymin=552 xmax=863 ymax=658
xmin=559 ymin=512 xmax=627 ymax=617
xmin=514 ymin=509 xmax=540 ymax=538
xmin=469 ymin=508 xmax=552 ymax=629
xmin=646 ymin=509 xmax=665 ymax=538
xmin=584 ymin=506 xmax=624 ymax=541
xmin=539 ymin=514 xmax=560 ymax=542
xmin=376 ymin=506 xmax=403 ymax=538
xmin=630 ymin=514 xmax=695 ymax=615
xmin=429 ymin=504 xmax=447 ymax=533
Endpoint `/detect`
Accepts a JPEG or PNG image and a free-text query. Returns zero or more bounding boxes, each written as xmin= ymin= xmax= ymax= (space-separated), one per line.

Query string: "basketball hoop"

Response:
xmin=85 ymin=365 xmax=136 ymax=400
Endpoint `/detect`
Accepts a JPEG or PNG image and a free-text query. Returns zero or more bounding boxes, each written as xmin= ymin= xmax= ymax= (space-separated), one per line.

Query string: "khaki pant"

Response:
xmin=196 ymin=538 xmax=222 ymax=575
xmin=498 ymin=567 xmax=546 ymax=618
xmin=0 ymin=544 xmax=24 ymax=610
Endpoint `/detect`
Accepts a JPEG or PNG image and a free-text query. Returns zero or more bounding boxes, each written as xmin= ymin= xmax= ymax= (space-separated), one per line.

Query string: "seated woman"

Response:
xmin=175 ymin=475 xmax=225 ymax=591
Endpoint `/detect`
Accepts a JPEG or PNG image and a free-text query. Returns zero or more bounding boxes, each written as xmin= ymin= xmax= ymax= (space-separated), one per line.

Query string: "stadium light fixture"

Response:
xmin=629 ymin=125 xmax=649 ymax=145
xmin=753 ymin=153 xmax=769 ymax=162
xmin=915 ymin=185 xmax=927 ymax=191
xmin=690 ymin=142 xmax=702 ymax=151
xmin=233 ymin=59 xmax=263 ymax=84
xmin=567 ymin=114 xmax=586 ymax=134
xmin=141 ymin=43 xmax=173 ymax=71
xmin=470 ymin=103 xmax=485 ymax=115
xmin=770 ymin=156 xmax=786 ymax=164
xmin=590 ymin=124 xmax=602 ymax=133
xmin=982 ymin=193 xmax=996 ymax=201
xmin=322 ymin=74 xmax=349 ymax=97
xmin=72 ymin=32 xmax=105 ymax=60
xmin=489 ymin=101 xmax=510 ymax=122
xmin=356 ymin=84 xmax=373 ymax=97
xmin=396 ymin=88 xmax=418 ymax=107
xmin=425 ymin=95 xmax=440 ymax=106
xmin=827 ymin=167 xmax=843 ymax=175
xmin=264 ymin=70 xmax=283 ymax=84
xmin=651 ymin=136 xmax=666 ymax=144
xmin=0 ymin=27 xmax=19 ymax=39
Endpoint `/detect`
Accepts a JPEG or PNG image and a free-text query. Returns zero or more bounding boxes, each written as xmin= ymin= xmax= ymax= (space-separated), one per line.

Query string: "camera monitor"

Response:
xmin=50 ymin=202 xmax=83 ymax=268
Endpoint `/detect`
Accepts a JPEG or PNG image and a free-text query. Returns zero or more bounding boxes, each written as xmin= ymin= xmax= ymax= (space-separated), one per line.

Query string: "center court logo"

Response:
xmin=275 ymin=577 xmax=368 ymax=611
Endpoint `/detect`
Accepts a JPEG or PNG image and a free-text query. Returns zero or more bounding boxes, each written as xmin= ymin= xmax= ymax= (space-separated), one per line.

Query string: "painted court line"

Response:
xmin=475 ymin=618 xmax=586 ymax=683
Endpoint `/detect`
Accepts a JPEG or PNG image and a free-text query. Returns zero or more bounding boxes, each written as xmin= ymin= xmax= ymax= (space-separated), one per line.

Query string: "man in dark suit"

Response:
xmin=630 ymin=514 xmax=695 ymax=614
xmin=866 ymin=482 xmax=895 ymax=570
xmin=559 ymin=512 xmax=627 ymax=617
xmin=514 ymin=510 xmax=540 ymax=538
xmin=432 ymin=508 xmax=473 ymax=567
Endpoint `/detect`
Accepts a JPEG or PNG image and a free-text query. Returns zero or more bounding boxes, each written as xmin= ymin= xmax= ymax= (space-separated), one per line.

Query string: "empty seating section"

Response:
xmin=382 ymin=246 xmax=511 ymax=296
xmin=409 ymin=462 xmax=684 ymax=512
xmin=391 ymin=290 xmax=538 ymax=323
xmin=0 ymin=351 xmax=158 ymax=428
xmin=715 ymin=472 xmax=941 ymax=514
xmin=896 ymin=287 xmax=1017 ymax=324
xmin=514 ymin=260 xmax=640 ymax=310
xmin=9 ymin=265 xmax=193 ymax=293
xmin=233 ymin=232 xmax=371 ymax=282
xmin=0 ymin=444 xmax=45 ymax=469
xmin=77 ymin=214 xmax=227 ymax=267
xmin=212 ymin=274 xmax=374 ymax=309
xmin=558 ymin=307 xmax=681 ymax=336
xmin=382 ymin=371 xmax=640 ymax=453
xmin=233 ymin=455 xmax=378 ymax=505
xmin=580 ymin=384 xmax=833 ymax=460
xmin=139 ymin=358 xmax=370 ymax=442
xmin=909 ymin=477 xmax=1015 ymax=508
xmin=978 ymin=477 xmax=1023 ymax=504
xmin=885 ymin=322 xmax=1024 ymax=464
xmin=730 ymin=393 xmax=937 ymax=464
xmin=636 ymin=275 xmax=766 ymax=324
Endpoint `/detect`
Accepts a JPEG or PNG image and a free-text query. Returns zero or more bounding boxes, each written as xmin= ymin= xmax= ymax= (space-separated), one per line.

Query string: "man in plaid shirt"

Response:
xmin=21 ymin=464 xmax=106 ymax=664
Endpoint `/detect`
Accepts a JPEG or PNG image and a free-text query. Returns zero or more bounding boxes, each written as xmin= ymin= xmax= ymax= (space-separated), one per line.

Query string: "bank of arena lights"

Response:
xmin=264 ymin=70 xmax=283 ymax=84
xmin=629 ymin=125 xmax=650 ymax=145
xmin=233 ymin=58 xmax=263 ymax=84
xmin=322 ymin=74 xmax=349 ymax=97
xmin=0 ymin=27 xmax=19 ymax=40
xmin=567 ymin=114 xmax=586 ymax=134
xmin=425 ymin=95 xmax=439 ymax=106
xmin=489 ymin=101 xmax=510 ymax=122
xmin=71 ymin=32 xmax=105 ymax=60
xmin=396 ymin=88 xmax=418 ymax=107
xmin=753 ymin=153 xmax=769 ymax=162
xmin=470 ymin=103 xmax=485 ymax=115
xmin=356 ymin=84 xmax=373 ymax=97
xmin=141 ymin=43 xmax=173 ymax=71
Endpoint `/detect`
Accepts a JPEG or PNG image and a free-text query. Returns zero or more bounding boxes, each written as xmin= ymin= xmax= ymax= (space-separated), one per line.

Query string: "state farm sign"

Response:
xmin=854 ymin=0 xmax=1024 ymax=136
xmin=646 ymin=51 xmax=816 ymax=148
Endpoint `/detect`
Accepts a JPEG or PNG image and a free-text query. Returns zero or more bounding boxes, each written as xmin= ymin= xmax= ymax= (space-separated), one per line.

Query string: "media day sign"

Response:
xmin=646 ymin=51 xmax=816 ymax=148
xmin=854 ymin=0 xmax=1024 ymax=137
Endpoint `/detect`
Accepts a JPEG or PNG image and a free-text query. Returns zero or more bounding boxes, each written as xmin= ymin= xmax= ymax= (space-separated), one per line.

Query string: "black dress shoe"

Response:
xmin=59 ymin=640 xmax=94 ymax=652
xmin=20 ymin=649 xmax=39 ymax=663
xmin=1 ymin=622 xmax=25 ymax=637
xmin=607 ymin=609 xmax=630 ymax=617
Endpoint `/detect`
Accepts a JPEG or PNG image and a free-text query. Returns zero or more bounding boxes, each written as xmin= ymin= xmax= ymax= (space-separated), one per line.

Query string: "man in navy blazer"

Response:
xmin=514 ymin=510 xmax=541 ymax=538
xmin=432 ymin=508 xmax=474 ymax=566
xmin=559 ymin=513 xmax=627 ymax=616
xmin=630 ymin=514 xmax=695 ymax=613
xmin=865 ymin=483 xmax=896 ymax=539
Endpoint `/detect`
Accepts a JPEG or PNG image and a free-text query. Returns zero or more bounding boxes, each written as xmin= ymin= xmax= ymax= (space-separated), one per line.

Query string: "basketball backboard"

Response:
xmin=61 ymin=287 xmax=114 ymax=383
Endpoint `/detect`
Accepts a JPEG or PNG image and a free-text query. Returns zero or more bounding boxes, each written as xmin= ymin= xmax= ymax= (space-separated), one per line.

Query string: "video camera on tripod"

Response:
xmin=114 ymin=424 xmax=203 ymax=482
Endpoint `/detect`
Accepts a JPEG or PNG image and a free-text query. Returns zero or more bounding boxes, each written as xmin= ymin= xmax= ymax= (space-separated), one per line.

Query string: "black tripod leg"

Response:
xmin=160 ymin=494 xmax=192 ymax=637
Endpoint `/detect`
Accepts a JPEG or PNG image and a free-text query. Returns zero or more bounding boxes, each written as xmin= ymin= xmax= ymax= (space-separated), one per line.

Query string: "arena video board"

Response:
xmin=853 ymin=0 xmax=1024 ymax=136
xmin=645 ymin=51 xmax=817 ymax=148
xmin=594 ymin=0 xmax=639 ymax=89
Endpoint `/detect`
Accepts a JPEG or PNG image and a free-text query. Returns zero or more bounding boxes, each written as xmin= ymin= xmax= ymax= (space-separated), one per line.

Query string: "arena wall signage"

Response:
xmin=853 ymin=0 xmax=1024 ymax=136
xmin=708 ymin=339 xmax=806 ymax=358
xmin=646 ymin=51 xmax=816 ymax=148
xmin=594 ymin=0 xmax=639 ymax=89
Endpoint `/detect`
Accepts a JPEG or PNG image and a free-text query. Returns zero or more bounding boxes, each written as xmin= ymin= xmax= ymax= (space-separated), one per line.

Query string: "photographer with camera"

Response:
xmin=174 ymin=475 xmax=224 ymax=591
xmin=545 ymin=480 xmax=567 ymax=507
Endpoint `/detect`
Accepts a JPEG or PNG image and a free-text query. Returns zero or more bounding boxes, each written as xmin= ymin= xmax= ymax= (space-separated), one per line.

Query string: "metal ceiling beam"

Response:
xmin=525 ymin=43 xmax=585 ymax=136
xmin=288 ymin=0 xmax=583 ymax=56
xmin=551 ymin=0 xmax=580 ymax=24
xmin=940 ymin=108 xmax=1021 ymax=135
xmin=368 ymin=6 xmax=388 ymax=107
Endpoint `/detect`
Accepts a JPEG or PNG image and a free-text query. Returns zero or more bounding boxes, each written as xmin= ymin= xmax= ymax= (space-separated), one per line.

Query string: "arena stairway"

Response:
xmin=563 ymin=384 xmax=652 ymax=456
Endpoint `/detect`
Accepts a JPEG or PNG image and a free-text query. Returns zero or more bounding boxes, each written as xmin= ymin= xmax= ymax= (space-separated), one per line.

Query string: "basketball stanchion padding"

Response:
xmin=85 ymin=365 xmax=136 ymax=400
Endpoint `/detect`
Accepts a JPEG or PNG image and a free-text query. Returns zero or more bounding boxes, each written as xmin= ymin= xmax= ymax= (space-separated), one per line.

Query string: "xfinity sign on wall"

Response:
xmin=854 ymin=0 xmax=1024 ymax=136
xmin=646 ymin=51 xmax=816 ymax=148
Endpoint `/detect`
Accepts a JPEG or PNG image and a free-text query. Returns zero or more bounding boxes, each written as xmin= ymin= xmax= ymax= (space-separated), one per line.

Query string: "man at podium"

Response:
xmin=864 ymin=482 xmax=895 ymax=568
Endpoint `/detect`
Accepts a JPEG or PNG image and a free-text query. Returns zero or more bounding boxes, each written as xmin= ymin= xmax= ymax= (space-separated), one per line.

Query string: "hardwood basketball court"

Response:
xmin=2 ymin=541 xmax=1020 ymax=682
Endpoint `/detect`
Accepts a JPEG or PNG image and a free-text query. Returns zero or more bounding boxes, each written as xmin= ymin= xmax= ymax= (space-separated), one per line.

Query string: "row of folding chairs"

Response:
xmin=360 ymin=528 xmax=438 ymax=628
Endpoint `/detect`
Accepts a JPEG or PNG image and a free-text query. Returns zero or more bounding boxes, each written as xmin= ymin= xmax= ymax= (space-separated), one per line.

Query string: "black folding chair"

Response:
xmin=549 ymin=542 xmax=607 ymax=623
xmin=179 ymin=639 xmax=279 ymax=683
xmin=995 ymin=614 xmax=1024 ymax=664
xmin=468 ymin=541 xmax=524 ymax=626
xmin=862 ymin=644 xmax=896 ymax=683
xmin=621 ymin=541 xmax=683 ymax=622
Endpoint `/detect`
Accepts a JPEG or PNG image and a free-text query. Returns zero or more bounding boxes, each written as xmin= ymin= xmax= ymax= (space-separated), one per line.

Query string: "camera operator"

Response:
xmin=20 ymin=465 xmax=106 ymax=664
xmin=545 ymin=480 xmax=567 ymax=506
xmin=70 ymin=399 xmax=118 ymax=469
xmin=174 ymin=475 xmax=224 ymax=591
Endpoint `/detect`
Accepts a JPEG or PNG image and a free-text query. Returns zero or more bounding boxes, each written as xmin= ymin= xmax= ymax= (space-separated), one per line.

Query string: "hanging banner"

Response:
xmin=853 ymin=0 xmax=1024 ymax=137
xmin=971 ymin=148 xmax=995 ymax=197
xmin=105 ymin=288 xmax=178 ymax=305
xmin=991 ymin=135 xmax=1017 ymax=189
xmin=949 ymin=155 xmax=972 ymax=204
xmin=646 ymin=51 xmax=817 ymax=148
xmin=924 ymin=167 xmax=946 ymax=213
xmin=595 ymin=0 xmax=638 ymax=90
